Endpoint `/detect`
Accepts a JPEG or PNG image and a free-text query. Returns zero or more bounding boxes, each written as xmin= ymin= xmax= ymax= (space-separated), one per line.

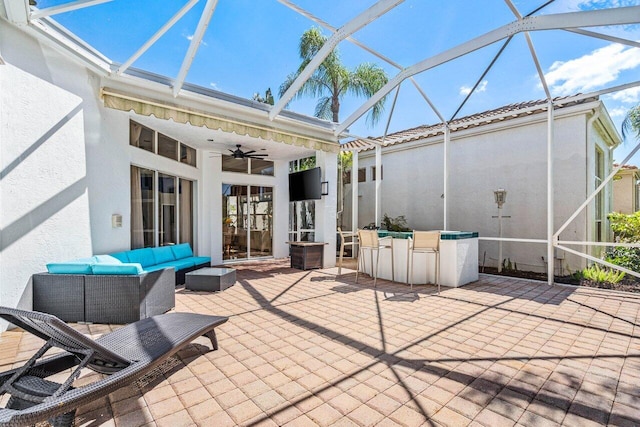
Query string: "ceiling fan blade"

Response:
xmin=243 ymin=150 xmax=256 ymax=155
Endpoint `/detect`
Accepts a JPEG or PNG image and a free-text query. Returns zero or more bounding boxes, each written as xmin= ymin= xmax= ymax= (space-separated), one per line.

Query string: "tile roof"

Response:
xmin=342 ymin=95 xmax=599 ymax=152
xmin=614 ymin=163 xmax=639 ymax=170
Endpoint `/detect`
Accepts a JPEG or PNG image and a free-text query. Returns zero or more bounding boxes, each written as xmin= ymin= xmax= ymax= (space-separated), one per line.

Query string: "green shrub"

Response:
xmin=581 ymin=264 xmax=625 ymax=284
xmin=608 ymin=211 xmax=640 ymax=242
xmin=381 ymin=214 xmax=411 ymax=232
xmin=606 ymin=211 xmax=640 ymax=273
xmin=605 ymin=247 xmax=640 ymax=272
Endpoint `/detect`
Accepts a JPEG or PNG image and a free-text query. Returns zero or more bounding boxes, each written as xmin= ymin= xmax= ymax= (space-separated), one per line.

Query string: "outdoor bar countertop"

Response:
xmin=376 ymin=230 xmax=479 ymax=240
xmin=362 ymin=230 xmax=479 ymax=287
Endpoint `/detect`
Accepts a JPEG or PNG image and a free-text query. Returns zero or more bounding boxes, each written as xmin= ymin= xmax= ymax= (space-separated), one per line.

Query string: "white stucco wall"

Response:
xmin=344 ymin=106 xmax=613 ymax=274
xmin=1 ymin=23 xmax=98 ymax=324
xmin=613 ymin=170 xmax=638 ymax=214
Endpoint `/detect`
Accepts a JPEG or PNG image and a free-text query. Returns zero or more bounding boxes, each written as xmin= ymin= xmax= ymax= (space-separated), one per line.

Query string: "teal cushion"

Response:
xmin=156 ymin=258 xmax=196 ymax=271
xmin=152 ymin=246 xmax=175 ymax=264
xmin=93 ymin=254 xmax=122 ymax=264
xmin=171 ymin=243 xmax=193 ymax=260
xmin=110 ymin=251 xmax=130 ymax=263
xmin=47 ymin=262 xmax=93 ymax=274
xmin=191 ymin=256 xmax=211 ymax=266
xmin=91 ymin=263 xmax=144 ymax=275
xmin=144 ymin=264 xmax=175 ymax=273
xmin=127 ymin=248 xmax=156 ymax=268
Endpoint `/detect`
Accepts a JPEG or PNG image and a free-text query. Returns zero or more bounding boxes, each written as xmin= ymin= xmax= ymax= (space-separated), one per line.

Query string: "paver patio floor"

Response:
xmin=1 ymin=259 xmax=640 ymax=426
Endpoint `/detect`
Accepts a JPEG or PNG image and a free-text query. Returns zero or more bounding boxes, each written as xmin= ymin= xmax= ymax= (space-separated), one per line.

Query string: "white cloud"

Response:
xmin=545 ymin=44 xmax=640 ymax=95
xmin=210 ymin=82 xmax=218 ymax=90
xmin=608 ymin=106 xmax=629 ymax=119
xmin=608 ymin=86 xmax=640 ymax=104
xmin=459 ymin=80 xmax=488 ymax=96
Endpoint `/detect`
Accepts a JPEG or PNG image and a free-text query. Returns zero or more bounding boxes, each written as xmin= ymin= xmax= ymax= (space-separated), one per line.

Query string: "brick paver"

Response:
xmin=2 ymin=259 xmax=640 ymax=426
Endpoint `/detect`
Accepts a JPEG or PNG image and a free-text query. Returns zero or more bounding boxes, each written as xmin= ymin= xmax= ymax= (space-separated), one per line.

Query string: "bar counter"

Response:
xmin=359 ymin=231 xmax=479 ymax=287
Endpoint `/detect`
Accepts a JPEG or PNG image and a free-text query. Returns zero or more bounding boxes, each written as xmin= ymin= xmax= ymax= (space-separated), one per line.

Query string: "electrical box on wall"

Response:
xmin=112 ymin=214 xmax=123 ymax=228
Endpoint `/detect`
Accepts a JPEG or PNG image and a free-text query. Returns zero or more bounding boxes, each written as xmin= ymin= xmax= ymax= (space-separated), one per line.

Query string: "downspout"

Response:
xmin=586 ymin=108 xmax=600 ymax=248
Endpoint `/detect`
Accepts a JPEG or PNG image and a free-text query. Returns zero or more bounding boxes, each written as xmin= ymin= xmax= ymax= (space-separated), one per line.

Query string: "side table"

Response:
xmin=185 ymin=267 xmax=236 ymax=291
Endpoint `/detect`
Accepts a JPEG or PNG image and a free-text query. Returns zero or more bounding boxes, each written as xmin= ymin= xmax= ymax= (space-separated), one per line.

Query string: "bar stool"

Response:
xmin=408 ymin=230 xmax=440 ymax=294
xmin=337 ymin=227 xmax=358 ymax=276
xmin=356 ymin=229 xmax=394 ymax=287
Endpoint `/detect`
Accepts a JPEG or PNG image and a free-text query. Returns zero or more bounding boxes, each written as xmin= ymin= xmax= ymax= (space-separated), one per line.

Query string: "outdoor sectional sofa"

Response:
xmin=33 ymin=244 xmax=210 ymax=324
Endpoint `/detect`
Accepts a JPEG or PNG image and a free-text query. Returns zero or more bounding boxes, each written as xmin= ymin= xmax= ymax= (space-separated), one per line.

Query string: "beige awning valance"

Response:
xmin=101 ymin=87 xmax=339 ymax=153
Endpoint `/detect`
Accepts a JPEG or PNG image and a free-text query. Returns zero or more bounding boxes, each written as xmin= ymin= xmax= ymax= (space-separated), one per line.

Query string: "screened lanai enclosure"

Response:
xmin=2 ymin=0 xmax=640 ymax=286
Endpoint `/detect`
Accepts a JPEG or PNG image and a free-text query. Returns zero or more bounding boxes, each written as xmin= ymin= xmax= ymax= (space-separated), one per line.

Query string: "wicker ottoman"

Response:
xmin=185 ymin=268 xmax=236 ymax=292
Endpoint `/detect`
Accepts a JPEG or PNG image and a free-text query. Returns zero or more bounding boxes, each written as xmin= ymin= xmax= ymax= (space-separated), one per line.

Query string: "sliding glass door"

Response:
xmin=222 ymin=184 xmax=272 ymax=260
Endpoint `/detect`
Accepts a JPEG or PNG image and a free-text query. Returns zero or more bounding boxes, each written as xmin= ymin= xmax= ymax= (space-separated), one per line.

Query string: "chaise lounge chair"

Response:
xmin=0 ymin=307 xmax=228 ymax=427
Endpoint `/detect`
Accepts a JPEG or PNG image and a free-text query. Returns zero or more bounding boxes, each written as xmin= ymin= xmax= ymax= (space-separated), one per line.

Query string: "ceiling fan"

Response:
xmin=229 ymin=144 xmax=269 ymax=159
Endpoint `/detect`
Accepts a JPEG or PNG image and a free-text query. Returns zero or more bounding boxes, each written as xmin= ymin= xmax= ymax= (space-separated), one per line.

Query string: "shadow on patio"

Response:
xmin=2 ymin=259 xmax=640 ymax=426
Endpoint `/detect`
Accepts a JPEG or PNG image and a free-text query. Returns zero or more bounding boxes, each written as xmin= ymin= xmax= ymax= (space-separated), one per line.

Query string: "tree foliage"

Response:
xmin=280 ymin=27 xmax=388 ymax=125
xmin=621 ymin=104 xmax=640 ymax=140
xmin=606 ymin=211 xmax=640 ymax=273
xmin=608 ymin=211 xmax=640 ymax=242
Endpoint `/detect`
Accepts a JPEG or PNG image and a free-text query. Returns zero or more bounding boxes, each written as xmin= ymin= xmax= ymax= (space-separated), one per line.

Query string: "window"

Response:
xmin=289 ymin=200 xmax=315 ymax=242
xmin=180 ymin=144 xmax=196 ymax=167
xmin=251 ymin=158 xmax=274 ymax=176
xmin=179 ymin=179 xmax=194 ymax=247
xmin=344 ymin=170 xmax=351 ymax=184
xmin=158 ymin=134 xmax=178 ymax=161
xmin=131 ymin=166 xmax=194 ymax=249
xmin=222 ymin=156 xmax=248 ymax=173
xmin=130 ymin=122 xmax=154 ymax=152
xmin=358 ymin=168 xmax=366 ymax=183
xmin=130 ymin=121 xmax=197 ymax=167
xmin=158 ymin=174 xmax=177 ymax=245
xmin=595 ymin=147 xmax=604 ymax=242
xmin=289 ymin=156 xmax=316 ymax=172
xmin=371 ymin=165 xmax=383 ymax=181
xmin=222 ymin=155 xmax=274 ymax=175
xmin=131 ymin=166 xmax=155 ymax=248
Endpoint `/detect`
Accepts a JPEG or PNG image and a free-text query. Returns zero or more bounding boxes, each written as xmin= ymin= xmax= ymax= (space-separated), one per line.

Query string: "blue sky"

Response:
xmin=37 ymin=0 xmax=640 ymax=163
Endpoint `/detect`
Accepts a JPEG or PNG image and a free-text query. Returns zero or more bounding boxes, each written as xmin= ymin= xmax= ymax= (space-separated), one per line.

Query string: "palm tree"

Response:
xmin=280 ymin=27 xmax=389 ymax=125
xmin=622 ymin=104 xmax=640 ymax=140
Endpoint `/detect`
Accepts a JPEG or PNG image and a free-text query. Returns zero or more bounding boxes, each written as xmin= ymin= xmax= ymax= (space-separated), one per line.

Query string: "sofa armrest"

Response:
xmin=142 ymin=268 xmax=176 ymax=317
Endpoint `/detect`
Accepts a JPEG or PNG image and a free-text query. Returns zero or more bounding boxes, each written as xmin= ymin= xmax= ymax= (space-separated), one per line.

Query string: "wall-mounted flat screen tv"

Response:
xmin=289 ymin=167 xmax=322 ymax=201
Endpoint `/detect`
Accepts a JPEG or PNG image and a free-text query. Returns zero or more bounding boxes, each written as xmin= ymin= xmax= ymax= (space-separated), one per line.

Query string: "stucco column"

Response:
xmin=315 ymin=150 xmax=338 ymax=267
xmin=204 ymin=151 xmax=222 ymax=265
xmin=443 ymin=124 xmax=450 ymax=231
xmin=375 ymin=144 xmax=382 ymax=227
xmin=352 ymin=150 xmax=359 ymax=231
xmin=547 ymin=102 xmax=555 ymax=285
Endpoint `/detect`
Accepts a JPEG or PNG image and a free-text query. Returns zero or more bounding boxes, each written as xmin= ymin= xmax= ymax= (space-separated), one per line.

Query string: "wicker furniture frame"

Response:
xmin=32 ymin=268 xmax=175 ymax=324
xmin=0 ymin=307 xmax=228 ymax=427
xmin=176 ymin=262 xmax=210 ymax=286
